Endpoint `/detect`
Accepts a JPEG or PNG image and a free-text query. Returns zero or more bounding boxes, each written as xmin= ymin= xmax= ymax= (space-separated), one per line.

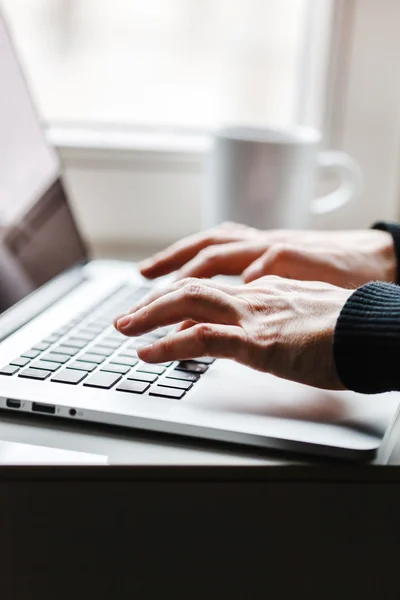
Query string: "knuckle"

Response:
xmin=182 ymin=279 xmax=205 ymax=300
xmin=193 ymin=324 xmax=214 ymax=351
xmin=269 ymin=243 xmax=287 ymax=262
xmin=271 ymin=243 xmax=294 ymax=262
xmin=180 ymin=276 xmax=200 ymax=288
xmin=263 ymin=243 xmax=294 ymax=272
xmin=160 ymin=334 xmax=174 ymax=354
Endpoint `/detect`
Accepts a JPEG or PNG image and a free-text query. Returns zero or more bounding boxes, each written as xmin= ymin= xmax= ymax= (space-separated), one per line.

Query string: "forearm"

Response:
xmin=333 ymin=281 xmax=400 ymax=393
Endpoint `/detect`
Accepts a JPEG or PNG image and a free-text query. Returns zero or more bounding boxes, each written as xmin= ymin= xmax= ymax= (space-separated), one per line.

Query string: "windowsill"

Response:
xmin=46 ymin=122 xmax=212 ymax=161
xmin=48 ymin=123 xmax=208 ymax=248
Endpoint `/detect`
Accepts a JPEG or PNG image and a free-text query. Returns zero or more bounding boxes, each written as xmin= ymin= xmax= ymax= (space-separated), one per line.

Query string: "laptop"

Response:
xmin=0 ymin=13 xmax=398 ymax=462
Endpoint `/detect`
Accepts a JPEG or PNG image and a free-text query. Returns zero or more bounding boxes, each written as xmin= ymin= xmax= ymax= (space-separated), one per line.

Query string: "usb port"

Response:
xmin=6 ymin=398 xmax=21 ymax=409
xmin=32 ymin=402 xmax=56 ymax=415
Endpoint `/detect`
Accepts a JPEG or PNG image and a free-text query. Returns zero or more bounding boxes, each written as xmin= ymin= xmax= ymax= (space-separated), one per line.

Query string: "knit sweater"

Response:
xmin=333 ymin=222 xmax=400 ymax=393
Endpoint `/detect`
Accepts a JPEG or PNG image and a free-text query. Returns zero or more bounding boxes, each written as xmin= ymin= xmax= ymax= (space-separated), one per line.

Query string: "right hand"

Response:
xmin=115 ymin=274 xmax=352 ymax=390
xmin=139 ymin=221 xmax=397 ymax=288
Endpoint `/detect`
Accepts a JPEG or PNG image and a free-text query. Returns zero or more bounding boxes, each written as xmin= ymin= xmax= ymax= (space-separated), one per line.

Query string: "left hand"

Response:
xmin=114 ymin=276 xmax=352 ymax=390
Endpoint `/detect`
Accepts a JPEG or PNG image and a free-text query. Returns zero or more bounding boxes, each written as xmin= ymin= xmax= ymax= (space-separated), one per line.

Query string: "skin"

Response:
xmin=115 ymin=275 xmax=353 ymax=390
xmin=138 ymin=221 xmax=396 ymax=288
xmin=113 ymin=222 xmax=396 ymax=390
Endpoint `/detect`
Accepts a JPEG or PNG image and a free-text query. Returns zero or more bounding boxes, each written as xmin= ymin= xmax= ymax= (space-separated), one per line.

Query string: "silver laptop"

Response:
xmin=0 ymin=14 xmax=398 ymax=461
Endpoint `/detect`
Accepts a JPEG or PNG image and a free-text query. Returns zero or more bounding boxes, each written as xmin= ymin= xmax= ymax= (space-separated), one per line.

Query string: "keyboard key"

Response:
xmin=101 ymin=363 xmax=130 ymax=375
xmin=137 ymin=363 xmax=166 ymax=375
xmin=158 ymin=378 xmax=193 ymax=391
xmin=53 ymin=345 xmax=79 ymax=356
xmin=64 ymin=338 xmax=88 ymax=349
xmin=78 ymin=353 xmax=105 ymax=365
xmin=31 ymin=360 xmax=61 ymax=372
xmin=149 ymin=386 xmax=185 ymax=400
xmin=0 ymin=365 xmax=19 ymax=376
xmin=54 ymin=326 xmax=71 ymax=336
xmin=91 ymin=317 xmax=112 ymax=325
xmin=106 ymin=330 xmax=126 ymax=338
xmin=51 ymin=369 xmax=87 ymax=385
xmin=116 ymin=380 xmax=150 ymax=395
xmin=19 ymin=368 xmax=51 ymax=380
xmin=175 ymin=361 xmax=209 ymax=374
xmin=128 ymin=371 xmax=158 ymax=384
xmin=83 ymin=372 xmax=122 ymax=389
xmin=84 ymin=322 xmax=106 ymax=334
xmin=68 ymin=361 xmax=97 ymax=372
xmin=42 ymin=334 xmax=61 ymax=344
xmin=89 ymin=346 xmax=114 ymax=357
xmin=21 ymin=349 xmax=41 ymax=360
xmin=43 ymin=353 xmax=70 ymax=364
xmin=130 ymin=336 xmax=156 ymax=348
xmin=74 ymin=331 xmax=98 ymax=341
xmin=32 ymin=342 xmax=51 ymax=352
xmin=110 ymin=356 xmax=138 ymax=368
xmin=10 ymin=357 xmax=30 ymax=367
xmin=98 ymin=338 xmax=124 ymax=350
xmin=167 ymin=370 xmax=199 ymax=383
xmin=191 ymin=357 xmax=215 ymax=365
xmin=118 ymin=350 xmax=138 ymax=359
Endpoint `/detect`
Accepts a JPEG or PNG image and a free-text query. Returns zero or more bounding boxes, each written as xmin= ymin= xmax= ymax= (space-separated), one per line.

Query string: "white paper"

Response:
xmin=0 ymin=441 xmax=108 ymax=465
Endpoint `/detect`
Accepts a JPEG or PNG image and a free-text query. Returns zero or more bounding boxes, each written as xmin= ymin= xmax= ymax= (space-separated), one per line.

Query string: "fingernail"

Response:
xmin=117 ymin=315 xmax=131 ymax=330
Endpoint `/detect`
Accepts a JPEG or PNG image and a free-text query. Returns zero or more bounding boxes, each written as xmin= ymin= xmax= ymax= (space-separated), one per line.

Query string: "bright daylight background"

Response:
xmin=2 ymin=1 xmax=399 ymax=255
xmin=1 ymin=0 xmax=308 ymax=129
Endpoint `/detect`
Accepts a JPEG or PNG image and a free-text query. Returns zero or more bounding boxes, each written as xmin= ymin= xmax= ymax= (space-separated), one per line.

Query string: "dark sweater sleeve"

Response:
xmin=333 ymin=281 xmax=400 ymax=394
xmin=372 ymin=221 xmax=400 ymax=283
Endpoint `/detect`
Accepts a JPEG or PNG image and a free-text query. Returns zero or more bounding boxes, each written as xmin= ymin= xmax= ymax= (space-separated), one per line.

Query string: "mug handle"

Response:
xmin=310 ymin=150 xmax=363 ymax=215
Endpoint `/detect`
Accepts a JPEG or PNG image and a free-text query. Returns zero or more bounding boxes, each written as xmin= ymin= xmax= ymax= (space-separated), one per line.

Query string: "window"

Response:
xmin=2 ymin=0 xmax=309 ymax=129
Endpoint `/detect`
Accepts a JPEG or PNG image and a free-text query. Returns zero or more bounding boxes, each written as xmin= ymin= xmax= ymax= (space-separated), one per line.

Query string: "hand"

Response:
xmin=138 ymin=221 xmax=396 ymax=288
xmin=115 ymin=276 xmax=353 ymax=390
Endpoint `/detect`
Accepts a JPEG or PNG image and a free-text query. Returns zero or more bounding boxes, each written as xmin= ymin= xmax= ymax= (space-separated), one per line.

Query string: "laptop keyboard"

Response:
xmin=0 ymin=284 xmax=214 ymax=400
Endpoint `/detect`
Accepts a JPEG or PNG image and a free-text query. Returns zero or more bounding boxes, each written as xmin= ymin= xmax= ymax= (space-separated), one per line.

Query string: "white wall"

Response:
xmin=57 ymin=140 xmax=207 ymax=251
xmin=55 ymin=0 xmax=400 ymax=252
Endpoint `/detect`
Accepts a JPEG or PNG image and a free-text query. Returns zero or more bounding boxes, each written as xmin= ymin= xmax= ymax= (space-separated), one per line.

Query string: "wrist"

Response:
xmin=372 ymin=222 xmax=400 ymax=283
xmin=324 ymin=289 xmax=353 ymax=390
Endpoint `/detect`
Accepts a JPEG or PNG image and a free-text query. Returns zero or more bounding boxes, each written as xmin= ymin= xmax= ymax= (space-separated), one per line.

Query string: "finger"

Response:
xmin=243 ymin=243 xmax=301 ymax=282
xmin=137 ymin=323 xmax=245 ymax=363
xmin=115 ymin=277 xmax=240 ymax=323
xmin=116 ymin=284 xmax=241 ymax=336
xmin=138 ymin=230 xmax=245 ymax=279
xmin=175 ymin=241 xmax=268 ymax=280
xmin=175 ymin=320 xmax=197 ymax=332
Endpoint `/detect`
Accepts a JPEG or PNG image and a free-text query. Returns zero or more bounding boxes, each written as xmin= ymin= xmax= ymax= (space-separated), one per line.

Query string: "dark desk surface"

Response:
xmin=1 ymin=409 xmax=400 ymax=600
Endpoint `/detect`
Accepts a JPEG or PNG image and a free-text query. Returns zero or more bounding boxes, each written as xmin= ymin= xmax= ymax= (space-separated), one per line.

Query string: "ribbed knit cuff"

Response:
xmin=372 ymin=221 xmax=400 ymax=284
xmin=333 ymin=281 xmax=400 ymax=394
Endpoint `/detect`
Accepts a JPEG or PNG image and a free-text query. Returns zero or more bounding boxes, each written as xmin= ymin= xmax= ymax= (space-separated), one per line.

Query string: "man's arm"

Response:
xmin=333 ymin=222 xmax=400 ymax=394
xmin=334 ymin=281 xmax=400 ymax=394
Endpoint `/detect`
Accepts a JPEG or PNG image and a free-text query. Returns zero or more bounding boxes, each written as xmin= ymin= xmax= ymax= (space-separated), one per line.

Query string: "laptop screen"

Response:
xmin=0 ymin=16 xmax=87 ymax=313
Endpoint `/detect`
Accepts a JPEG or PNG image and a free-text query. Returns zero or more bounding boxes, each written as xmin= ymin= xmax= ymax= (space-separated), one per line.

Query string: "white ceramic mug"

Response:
xmin=204 ymin=126 xmax=362 ymax=229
